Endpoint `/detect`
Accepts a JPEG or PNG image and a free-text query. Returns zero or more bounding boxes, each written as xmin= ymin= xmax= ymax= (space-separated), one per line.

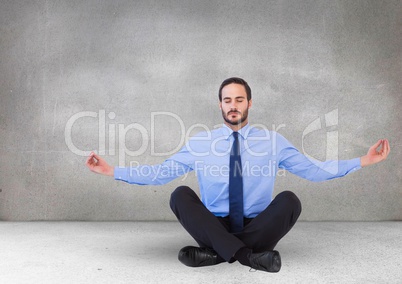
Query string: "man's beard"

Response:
xmin=222 ymin=107 xmax=249 ymax=126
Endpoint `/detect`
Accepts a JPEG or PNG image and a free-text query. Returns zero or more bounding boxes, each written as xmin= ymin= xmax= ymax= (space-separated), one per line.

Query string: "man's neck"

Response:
xmin=224 ymin=120 xmax=248 ymax=132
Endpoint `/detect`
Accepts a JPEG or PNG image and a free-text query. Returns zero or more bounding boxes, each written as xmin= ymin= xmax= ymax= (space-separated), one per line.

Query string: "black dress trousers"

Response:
xmin=169 ymin=185 xmax=302 ymax=262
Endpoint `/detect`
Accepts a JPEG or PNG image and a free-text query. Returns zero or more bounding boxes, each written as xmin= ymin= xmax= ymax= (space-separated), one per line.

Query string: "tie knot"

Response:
xmin=233 ymin=132 xmax=239 ymax=139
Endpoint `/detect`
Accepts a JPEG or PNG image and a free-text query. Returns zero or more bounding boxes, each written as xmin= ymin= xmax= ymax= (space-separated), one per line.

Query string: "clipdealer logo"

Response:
xmin=65 ymin=108 xmax=339 ymax=171
xmin=302 ymin=109 xmax=339 ymax=174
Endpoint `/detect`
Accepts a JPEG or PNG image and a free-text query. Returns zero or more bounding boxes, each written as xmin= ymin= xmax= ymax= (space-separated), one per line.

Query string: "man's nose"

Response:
xmin=230 ymin=101 xmax=239 ymax=109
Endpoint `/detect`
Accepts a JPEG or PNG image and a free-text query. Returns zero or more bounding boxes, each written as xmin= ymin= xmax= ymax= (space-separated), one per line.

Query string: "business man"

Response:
xmin=86 ymin=77 xmax=390 ymax=272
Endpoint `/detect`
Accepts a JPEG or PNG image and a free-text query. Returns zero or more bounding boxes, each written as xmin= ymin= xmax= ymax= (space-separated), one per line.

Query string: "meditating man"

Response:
xmin=86 ymin=77 xmax=390 ymax=272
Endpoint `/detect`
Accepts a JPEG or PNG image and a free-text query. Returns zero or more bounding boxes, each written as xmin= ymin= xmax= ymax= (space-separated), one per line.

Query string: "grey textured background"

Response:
xmin=0 ymin=0 xmax=401 ymax=221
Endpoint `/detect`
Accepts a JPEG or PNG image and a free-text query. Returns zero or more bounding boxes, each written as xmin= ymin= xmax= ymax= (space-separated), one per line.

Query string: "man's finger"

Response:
xmin=385 ymin=139 xmax=390 ymax=155
xmin=381 ymin=139 xmax=387 ymax=155
xmin=86 ymin=155 xmax=93 ymax=165
xmin=371 ymin=139 xmax=382 ymax=150
xmin=91 ymin=152 xmax=102 ymax=161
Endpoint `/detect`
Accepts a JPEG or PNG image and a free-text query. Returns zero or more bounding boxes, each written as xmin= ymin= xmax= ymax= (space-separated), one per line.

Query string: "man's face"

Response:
xmin=219 ymin=83 xmax=252 ymax=127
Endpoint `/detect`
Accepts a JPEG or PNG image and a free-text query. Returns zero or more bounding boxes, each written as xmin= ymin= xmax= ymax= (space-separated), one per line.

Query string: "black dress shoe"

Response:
xmin=248 ymin=250 xmax=281 ymax=272
xmin=178 ymin=246 xmax=220 ymax=267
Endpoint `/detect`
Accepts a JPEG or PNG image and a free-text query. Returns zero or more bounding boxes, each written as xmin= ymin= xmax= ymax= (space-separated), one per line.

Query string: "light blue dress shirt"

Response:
xmin=115 ymin=124 xmax=361 ymax=218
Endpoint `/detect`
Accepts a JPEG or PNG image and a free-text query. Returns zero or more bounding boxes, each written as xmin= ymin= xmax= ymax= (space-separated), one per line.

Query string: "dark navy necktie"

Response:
xmin=229 ymin=131 xmax=244 ymax=233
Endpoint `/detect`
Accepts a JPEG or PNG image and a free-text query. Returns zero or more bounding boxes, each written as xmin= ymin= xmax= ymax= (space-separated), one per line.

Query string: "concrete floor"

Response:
xmin=1 ymin=222 xmax=401 ymax=284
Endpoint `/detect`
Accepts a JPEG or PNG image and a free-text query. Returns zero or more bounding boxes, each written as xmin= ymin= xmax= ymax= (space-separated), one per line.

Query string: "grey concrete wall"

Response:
xmin=0 ymin=0 xmax=401 ymax=221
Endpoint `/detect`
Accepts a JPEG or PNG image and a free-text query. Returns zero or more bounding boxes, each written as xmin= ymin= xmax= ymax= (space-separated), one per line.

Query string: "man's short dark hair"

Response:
xmin=218 ymin=77 xmax=252 ymax=102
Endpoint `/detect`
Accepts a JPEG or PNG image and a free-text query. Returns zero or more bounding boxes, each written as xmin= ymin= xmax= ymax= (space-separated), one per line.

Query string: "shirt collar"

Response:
xmin=221 ymin=123 xmax=250 ymax=140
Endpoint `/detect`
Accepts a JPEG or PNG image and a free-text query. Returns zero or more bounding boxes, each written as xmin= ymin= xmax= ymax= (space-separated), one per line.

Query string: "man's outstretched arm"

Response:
xmin=277 ymin=135 xmax=391 ymax=182
xmin=85 ymin=151 xmax=193 ymax=185
xmin=86 ymin=152 xmax=114 ymax=177
xmin=360 ymin=139 xmax=390 ymax=167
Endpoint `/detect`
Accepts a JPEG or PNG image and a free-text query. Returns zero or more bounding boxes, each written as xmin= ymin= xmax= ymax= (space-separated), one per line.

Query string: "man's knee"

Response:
xmin=276 ymin=190 xmax=302 ymax=216
xmin=170 ymin=185 xmax=193 ymax=209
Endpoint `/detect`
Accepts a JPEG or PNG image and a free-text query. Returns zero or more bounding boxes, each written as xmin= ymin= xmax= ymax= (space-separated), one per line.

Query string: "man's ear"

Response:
xmin=219 ymin=102 xmax=222 ymax=110
xmin=248 ymin=99 xmax=252 ymax=109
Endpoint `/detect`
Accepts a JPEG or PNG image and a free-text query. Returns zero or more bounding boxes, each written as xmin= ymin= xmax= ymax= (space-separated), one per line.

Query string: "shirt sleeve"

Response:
xmin=114 ymin=144 xmax=194 ymax=185
xmin=114 ymin=159 xmax=192 ymax=185
xmin=277 ymin=134 xmax=361 ymax=182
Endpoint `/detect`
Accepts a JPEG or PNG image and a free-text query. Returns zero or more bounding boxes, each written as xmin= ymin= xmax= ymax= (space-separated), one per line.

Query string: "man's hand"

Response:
xmin=360 ymin=139 xmax=390 ymax=167
xmin=86 ymin=152 xmax=114 ymax=176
